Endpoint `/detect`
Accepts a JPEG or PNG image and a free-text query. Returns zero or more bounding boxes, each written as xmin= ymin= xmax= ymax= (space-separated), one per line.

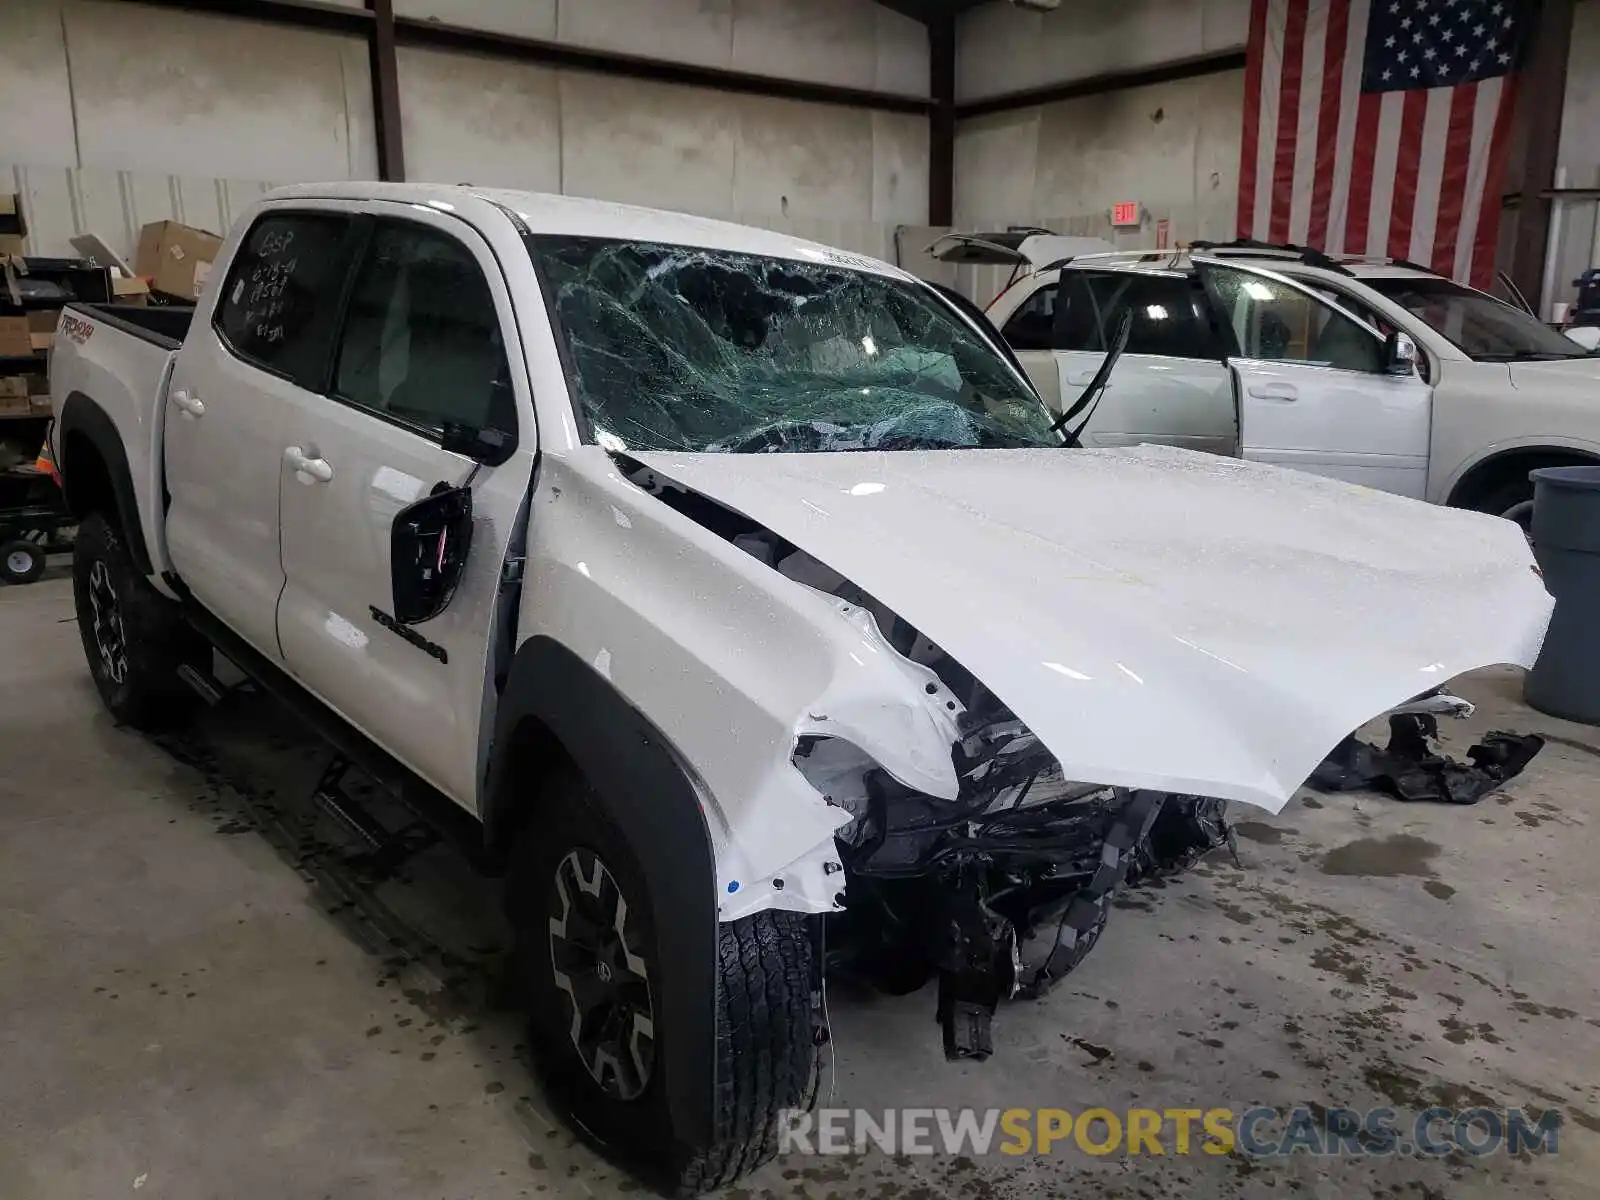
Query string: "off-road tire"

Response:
xmin=508 ymin=769 xmax=819 ymax=1195
xmin=72 ymin=512 xmax=201 ymax=730
xmin=0 ymin=538 xmax=45 ymax=584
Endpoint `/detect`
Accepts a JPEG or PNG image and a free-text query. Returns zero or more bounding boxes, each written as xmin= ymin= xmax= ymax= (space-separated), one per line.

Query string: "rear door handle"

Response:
xmin=1247 ymin=382 xmax=1299 ymax=401
xmin=284 ymin=445 xmax=334 ymax=484
xmin=171 ymin=389 xmax=205 ymax=417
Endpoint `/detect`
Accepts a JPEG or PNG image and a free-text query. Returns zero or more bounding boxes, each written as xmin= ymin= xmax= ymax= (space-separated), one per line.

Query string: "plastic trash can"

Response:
xmin=1524 ymin=465 xmax=1600 ymax=723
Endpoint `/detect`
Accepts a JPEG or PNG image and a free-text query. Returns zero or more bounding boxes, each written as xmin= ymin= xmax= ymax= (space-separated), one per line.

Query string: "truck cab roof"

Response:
xmin=261 ymin=181 xmax=907 ymax=276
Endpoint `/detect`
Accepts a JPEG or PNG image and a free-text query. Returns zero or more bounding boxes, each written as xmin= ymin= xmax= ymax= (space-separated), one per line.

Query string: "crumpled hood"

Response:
xmin=634 ymin=445 xmax=1551 ymax=814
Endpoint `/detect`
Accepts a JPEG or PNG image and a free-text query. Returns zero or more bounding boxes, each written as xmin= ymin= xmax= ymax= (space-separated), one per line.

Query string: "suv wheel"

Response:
xmin=72 ymin=513 xmax=201 ymax=729
xmin=508 ymin=769 xmax=819 ymax=1195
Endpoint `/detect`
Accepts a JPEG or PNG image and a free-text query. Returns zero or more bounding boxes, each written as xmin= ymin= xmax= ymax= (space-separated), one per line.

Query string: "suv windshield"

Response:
xmin=531 ymin=236 xmax=1059 ymax=453
xmin=1364 ymin=277 xmax=1587 ymax=361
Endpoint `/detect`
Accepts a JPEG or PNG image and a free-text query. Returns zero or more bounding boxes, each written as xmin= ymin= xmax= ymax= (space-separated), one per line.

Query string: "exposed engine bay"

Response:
xmin=621 ymin=456 xmax=1234 ymax=1059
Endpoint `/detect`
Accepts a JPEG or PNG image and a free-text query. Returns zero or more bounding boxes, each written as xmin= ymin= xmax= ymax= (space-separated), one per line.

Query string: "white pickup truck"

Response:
xmin=50 ymin=184 xmax=1550 ymax=1192
xmin=967 ymin=240 xmax=1600 ymax=529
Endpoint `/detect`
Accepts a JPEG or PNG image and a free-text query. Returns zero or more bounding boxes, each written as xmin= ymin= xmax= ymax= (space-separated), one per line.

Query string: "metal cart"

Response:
xmin=0 ymin=453 xmax=72 ymax=585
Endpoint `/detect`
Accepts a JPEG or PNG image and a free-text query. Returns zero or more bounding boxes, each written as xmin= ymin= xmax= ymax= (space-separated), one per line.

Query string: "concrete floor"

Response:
xmin=2 ymin=571 xmax=1598 ymax=1199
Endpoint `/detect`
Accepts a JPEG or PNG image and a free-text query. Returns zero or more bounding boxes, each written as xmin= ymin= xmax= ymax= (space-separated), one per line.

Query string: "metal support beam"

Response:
xmin=109 ymin=0 xmax=930 ymax=115
xmin=929 ymin=12 xmax=956 ymax=227
xmin=367 ymin=0 xmax=404 ymax=181
xmin=955 ymin=49 xmax=1248 ymax=120
xmin=389 ymin=17 xmax=932 ymax=114
xmin=111 ymin=0 xmax=372 ymax=35
xmin=1504 ymin=0 xmax=1576 ymax=312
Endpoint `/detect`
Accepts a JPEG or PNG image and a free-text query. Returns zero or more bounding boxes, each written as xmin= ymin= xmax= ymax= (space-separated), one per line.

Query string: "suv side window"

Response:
xmin=214 ymin=212 xmax=353 ymax=388
xmin=332 ymin=220 xmax=513 ymax=437
xmin=1204 ymin=265 xmax=1383 ymax=373
xmin=1054 ymin=270 xmax=1218 ymax=358
xmin=1000 ymin=281 xmax=1057 ymax=351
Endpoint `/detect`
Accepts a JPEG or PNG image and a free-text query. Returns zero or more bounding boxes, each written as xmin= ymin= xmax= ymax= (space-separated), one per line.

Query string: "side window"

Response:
xmin=999 ymin=282 xmax=1056 ymax=351
xmin=1052 ymin=271 xmax=1218 ymax=358
xmin=1111 ymin=275 xmax=1217 ymax=358
xmin=1309 ymin=285 xmax=1392 ymax=337
xmin=1054 ymin=271 xmax=1106 ymax=351
xmin=1204 ymin=266 xmax=1383 ymax=373
xmin=215 ymin=212 xmax=353 ymax=388
xmin=332 ymin=221 xmax=513 ymax=437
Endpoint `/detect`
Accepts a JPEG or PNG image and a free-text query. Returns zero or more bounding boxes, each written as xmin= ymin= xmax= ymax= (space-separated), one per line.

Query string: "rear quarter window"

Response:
xmin=213 ymin=212 xmax=354 ymax=390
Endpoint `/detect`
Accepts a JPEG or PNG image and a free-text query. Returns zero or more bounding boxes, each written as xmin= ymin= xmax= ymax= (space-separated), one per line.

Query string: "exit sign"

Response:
xmin=1111 ymin=202 xmax=1142 ymax=227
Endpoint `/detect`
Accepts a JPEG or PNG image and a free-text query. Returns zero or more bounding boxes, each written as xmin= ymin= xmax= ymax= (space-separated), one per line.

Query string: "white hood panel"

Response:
xmin=634 ymin=446 xmax=1552 ymax=814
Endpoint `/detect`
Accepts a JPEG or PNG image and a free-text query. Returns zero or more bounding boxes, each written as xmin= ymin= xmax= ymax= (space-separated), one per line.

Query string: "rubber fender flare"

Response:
xmin=57 ymin=391 xmax=153 ymax=575
xmin=484 ymin=634 xmax=719 ymax=1150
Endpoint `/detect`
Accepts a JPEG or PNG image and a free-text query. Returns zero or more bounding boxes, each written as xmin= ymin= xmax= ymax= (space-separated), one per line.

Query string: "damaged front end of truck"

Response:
xmin=605 ymin=441 xmax=1552 ymax=1063
xmin=616 ymin=454 xmax=1242 ymax=1060
xmin=810 ymin=731 xmax=1230 ymax=1060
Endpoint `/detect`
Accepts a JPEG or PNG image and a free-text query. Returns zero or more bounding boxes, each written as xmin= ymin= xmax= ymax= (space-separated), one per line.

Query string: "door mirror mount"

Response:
xmin=441 ymin=420 xmax=513 ymax=465
xmin=391 ymin=485 xmax=473 ymax=625
xmin=1384 ymin=331 xmax=1419 ymax=376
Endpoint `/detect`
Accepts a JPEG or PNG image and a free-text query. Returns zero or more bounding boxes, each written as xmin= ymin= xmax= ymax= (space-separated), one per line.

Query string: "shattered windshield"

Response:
xmin=530 ymin=236 xmax=1059 ymax=453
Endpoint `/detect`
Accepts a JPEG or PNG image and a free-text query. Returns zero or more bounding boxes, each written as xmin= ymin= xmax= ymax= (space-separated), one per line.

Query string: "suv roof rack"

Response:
xmin=1188 ymin=238 xmax=1357 ymax=276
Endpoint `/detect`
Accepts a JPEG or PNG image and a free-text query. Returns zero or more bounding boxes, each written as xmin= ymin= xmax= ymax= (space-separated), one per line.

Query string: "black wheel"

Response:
xmin=0 ymin=538 xmax=45 ymax=584
xmin=508 ymin=770 xmax=819 ymax=1195
xmin=1471 ymin=478 xmax=1534 ymax=532
xmin=72 ymin=512 xmax=202 ymax=729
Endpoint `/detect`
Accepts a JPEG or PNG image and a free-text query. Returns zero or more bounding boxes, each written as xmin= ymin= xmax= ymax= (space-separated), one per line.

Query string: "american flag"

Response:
xmin=1236 ymin=0 xmax=1531 ymax=288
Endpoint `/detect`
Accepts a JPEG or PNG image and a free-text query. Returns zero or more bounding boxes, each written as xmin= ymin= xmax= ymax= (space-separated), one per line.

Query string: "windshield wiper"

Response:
xmin=1049 ymin=308 xmax=1132 ymax=447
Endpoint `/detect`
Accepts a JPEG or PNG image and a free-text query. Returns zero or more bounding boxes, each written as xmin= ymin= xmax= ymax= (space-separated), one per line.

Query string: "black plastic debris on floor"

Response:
xmin=1310 ymin=714 xmax=1545 ymax=805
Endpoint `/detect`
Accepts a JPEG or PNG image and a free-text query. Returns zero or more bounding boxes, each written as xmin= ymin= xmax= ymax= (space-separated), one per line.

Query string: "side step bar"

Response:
xmin=312 ymin=754 xmax=442 ymax=879
xmin=176 ymin=597 xmax=496 ymax=873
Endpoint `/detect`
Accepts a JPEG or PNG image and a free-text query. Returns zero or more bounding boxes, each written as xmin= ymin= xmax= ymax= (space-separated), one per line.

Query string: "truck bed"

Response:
xmin=71 ymin=303 xmax=194 ymax=350
xmin=50 ymin=302 xmax=191 ymax=578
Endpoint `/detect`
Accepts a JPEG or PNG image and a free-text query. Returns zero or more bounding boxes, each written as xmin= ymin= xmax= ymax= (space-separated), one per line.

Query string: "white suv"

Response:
xmin=980 ymin=243 xmax=1600 ymax=526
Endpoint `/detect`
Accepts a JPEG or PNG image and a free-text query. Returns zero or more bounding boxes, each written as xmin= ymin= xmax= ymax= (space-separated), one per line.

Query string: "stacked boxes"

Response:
xmin=0 ymin=195 xmax=111 ymax=432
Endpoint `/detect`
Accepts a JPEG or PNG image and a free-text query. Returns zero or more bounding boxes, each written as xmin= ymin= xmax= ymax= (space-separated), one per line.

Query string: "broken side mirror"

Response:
xmin=391 ymin=484 xmax=473 ymax=625
xmin=1384 ymin=330 xmax=1419 ymax=376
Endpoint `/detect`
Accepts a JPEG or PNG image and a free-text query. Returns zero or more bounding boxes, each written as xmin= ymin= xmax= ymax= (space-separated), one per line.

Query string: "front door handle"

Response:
xmin=1247 ymin=382 xmax=1299 ymax=401
xmin=284 ymin=445 xmax=334 ymax=484
xmin=171 ymin=389 xmax=205 ymax=418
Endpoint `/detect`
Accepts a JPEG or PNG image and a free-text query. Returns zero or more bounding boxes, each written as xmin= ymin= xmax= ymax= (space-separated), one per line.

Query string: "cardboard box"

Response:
xmin=135 ymin=219 xmax=223 ymax=301
xmin=29 ymin=393 xmax=51 ymax=415
xmin=0 ymin=316 xmax=31 ymax=358
xmin=0 ymin=234 xmax=26 ymax=257
xmin=0 ymin=193 xmax=25 ymax=238
xmin=0 ymin=373 xmax=47 ymax=401
xmin=29 ymin=331 xmax=52 ymax=352
xmin=26 ymin=309 xmax=57 ymax=333
xmin=0 ymin=391 xmax=31 ymax=416
xmin=112 ymin=275 xmax=150 ymax=305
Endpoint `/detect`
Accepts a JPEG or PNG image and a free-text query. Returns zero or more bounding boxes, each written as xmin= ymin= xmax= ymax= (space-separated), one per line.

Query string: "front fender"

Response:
xmin=485 ymin=634 xmax=718 ymax=1150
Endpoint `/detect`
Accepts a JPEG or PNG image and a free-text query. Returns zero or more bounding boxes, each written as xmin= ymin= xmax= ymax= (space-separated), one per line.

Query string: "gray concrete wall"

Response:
xmin=953 ymin=70 xmax=1245 ymax=248
xmin=0 ymin=0 xmax=925 ymax=263
xmin=955 ymin=0 xmax=1248 ymax=102
xmin=952 ymin=0 xmax=1247 ymax=247
xmin=397 ymin=0 xmax=927 ymax=96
